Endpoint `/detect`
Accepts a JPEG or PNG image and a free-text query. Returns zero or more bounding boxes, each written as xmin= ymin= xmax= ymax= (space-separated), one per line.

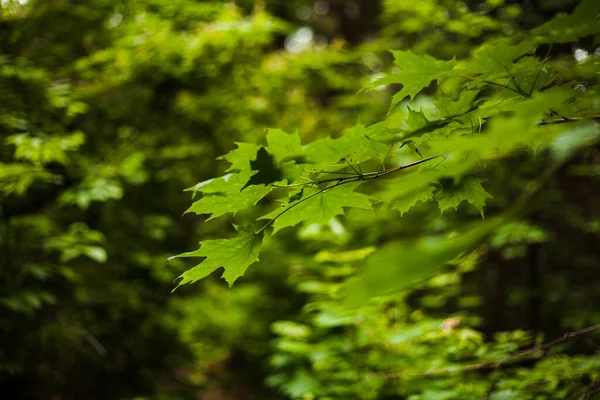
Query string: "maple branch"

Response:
xmin=304 ymin=170 xmax=358 ymax=175
xmin=276 ymin=153 xmax=444 ymax=190
xmin=365 ymin=153 xmax=445 ymax=179
xmin=313 ymin=153 xmax=444 ymax=185
xmin=260 ymin=104 xmax=592 ymax=235
xmin=369 ymin=324 xmax=600 ymax=379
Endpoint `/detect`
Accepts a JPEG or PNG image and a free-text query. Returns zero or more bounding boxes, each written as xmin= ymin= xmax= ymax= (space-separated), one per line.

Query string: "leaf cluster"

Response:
xmin=173 ymin=0 xmax=600 ymax=303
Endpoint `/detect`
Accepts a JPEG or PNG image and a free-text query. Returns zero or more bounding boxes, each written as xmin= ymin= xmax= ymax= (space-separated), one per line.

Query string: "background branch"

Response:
xmin=370 ymin=324 xmax=600 ymax=379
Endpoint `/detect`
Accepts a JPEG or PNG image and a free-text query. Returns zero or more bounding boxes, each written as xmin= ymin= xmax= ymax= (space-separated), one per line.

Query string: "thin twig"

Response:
xmin=583 ymin=378 xmax=600 ymax=400
xmin=503 ymin=65 xmax=527 ymax=97
xmin=70 ymin=325 xmax=107 ymax=356
xmin=278 ymin=154 xmax=444 ymax=188
xmin=484 ymin=373 xmax=500 ymax=400
xmin=363 ymin=153 xmax=444 ymax=179
xmin=324 ymin=156 xmax=429 ymax=183
xmin=538 ymin=115 xmax=600 ymax=125
xmin=370 ymin=324 xmax=600 ymax=379
xmin=304 ymin=170 xmax=358 ymax=175
xmin=344 ymin=156 xmax=362 ymax=177
xmin=567 ymin=377 xmax=600 ymax=400
xmin=375 ymin=144 xmax=395 ymax=178
xmin=528 ymin=45 xmax=552 ymax=97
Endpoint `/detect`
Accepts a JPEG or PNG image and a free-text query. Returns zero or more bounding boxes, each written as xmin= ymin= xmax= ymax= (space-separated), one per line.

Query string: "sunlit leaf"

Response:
xmin=170 ymin=225 xmax=263 ymax=288
xmin=306 ymin=122 xmax=388 ymax=167
xmin=266 ymin=128 xmax=304 ymax=163
xmin=218 ymin=142 xmax=261 ymax=172
xmin=186 ymin=184 xmax=273 ymax=221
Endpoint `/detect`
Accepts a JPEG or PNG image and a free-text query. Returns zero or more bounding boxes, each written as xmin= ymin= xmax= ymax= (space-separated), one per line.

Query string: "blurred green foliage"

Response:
xmin=1 ymin=1 xmax=599 ymax=400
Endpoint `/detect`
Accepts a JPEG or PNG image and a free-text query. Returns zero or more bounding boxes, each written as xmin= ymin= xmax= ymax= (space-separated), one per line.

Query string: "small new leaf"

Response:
xmin=186 ymin=184 xmax=272 ymax=221
xmin=170 ymin=226 xmax=263 ymax=289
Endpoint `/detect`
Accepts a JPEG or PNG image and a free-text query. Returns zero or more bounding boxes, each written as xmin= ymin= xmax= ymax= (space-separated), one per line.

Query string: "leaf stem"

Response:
xmin=528 ymin=45 xmax=552 ymax=96
xmin=376 ymin=144 xmax=395 ymax=177
xmin=503 ymin=65 xmax=528 ymax=97
xmin=460 ymin=74 xmax=527 ymax=97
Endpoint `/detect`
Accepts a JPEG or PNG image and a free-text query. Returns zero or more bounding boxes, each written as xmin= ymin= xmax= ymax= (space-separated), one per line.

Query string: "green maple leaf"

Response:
xmin=265 ymin=128 xmax=304 ymax=163
xmin=186 ymin=171 xmax=274 ymax=220
xmin=392 ymin=185 xmax=436 ymax=216
xmin=186 ymin=184 xmax=273 ymax=221
xmin=502 ymin=85 xmax=577 ymax=121
xmin=338 ymin=123 xmax=389 ymax=163
xmin=305 ymin=123 xmax=388 ymax=168
xmin=263 ymin=129 xmax=307 ymax=182
xmin=365 ymin=109 xmax=452 ymax=146
xmin=465 ymin=38 xmax=535 ymax=75
xmin=532 ymin=0 xmax=600 ymax=43
xmin=378 ymin=154 xmax=477 ymax=204
xmin=342 ymin=218 xmax=503 ymax=305
xmin=259 ymin=182 xmax=373 ymax=234
xmin=436 ymin=176 xmax=493 ymax=218
xmin=186 ymin=172 xmax=248 ymax=198
xmin=218 ymin=142 xmax=261 ymax=172
xmin=170 ymin=225 xmax=263 ymax=289
xmin=406 ymin=107 xmax=429 ymax=131
xmin=433 ymin=90 xmax=480 ymax=118
xmin=509 ymin=58 xmax=554 ymax=95
xmin=304 ymin=136 xmax=343 ymax=167
xmin=368 ymin=50 xmax=457 ymax=109
xmin=244 ymin=147 xmax=284 ymax=188
xmin=426 ymin=86 xmax=577 ymax=157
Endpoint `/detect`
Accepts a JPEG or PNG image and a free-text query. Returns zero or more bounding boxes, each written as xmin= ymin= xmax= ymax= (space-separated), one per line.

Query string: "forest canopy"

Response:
xmin=1 ymin=0 xmax=599 ymax=399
